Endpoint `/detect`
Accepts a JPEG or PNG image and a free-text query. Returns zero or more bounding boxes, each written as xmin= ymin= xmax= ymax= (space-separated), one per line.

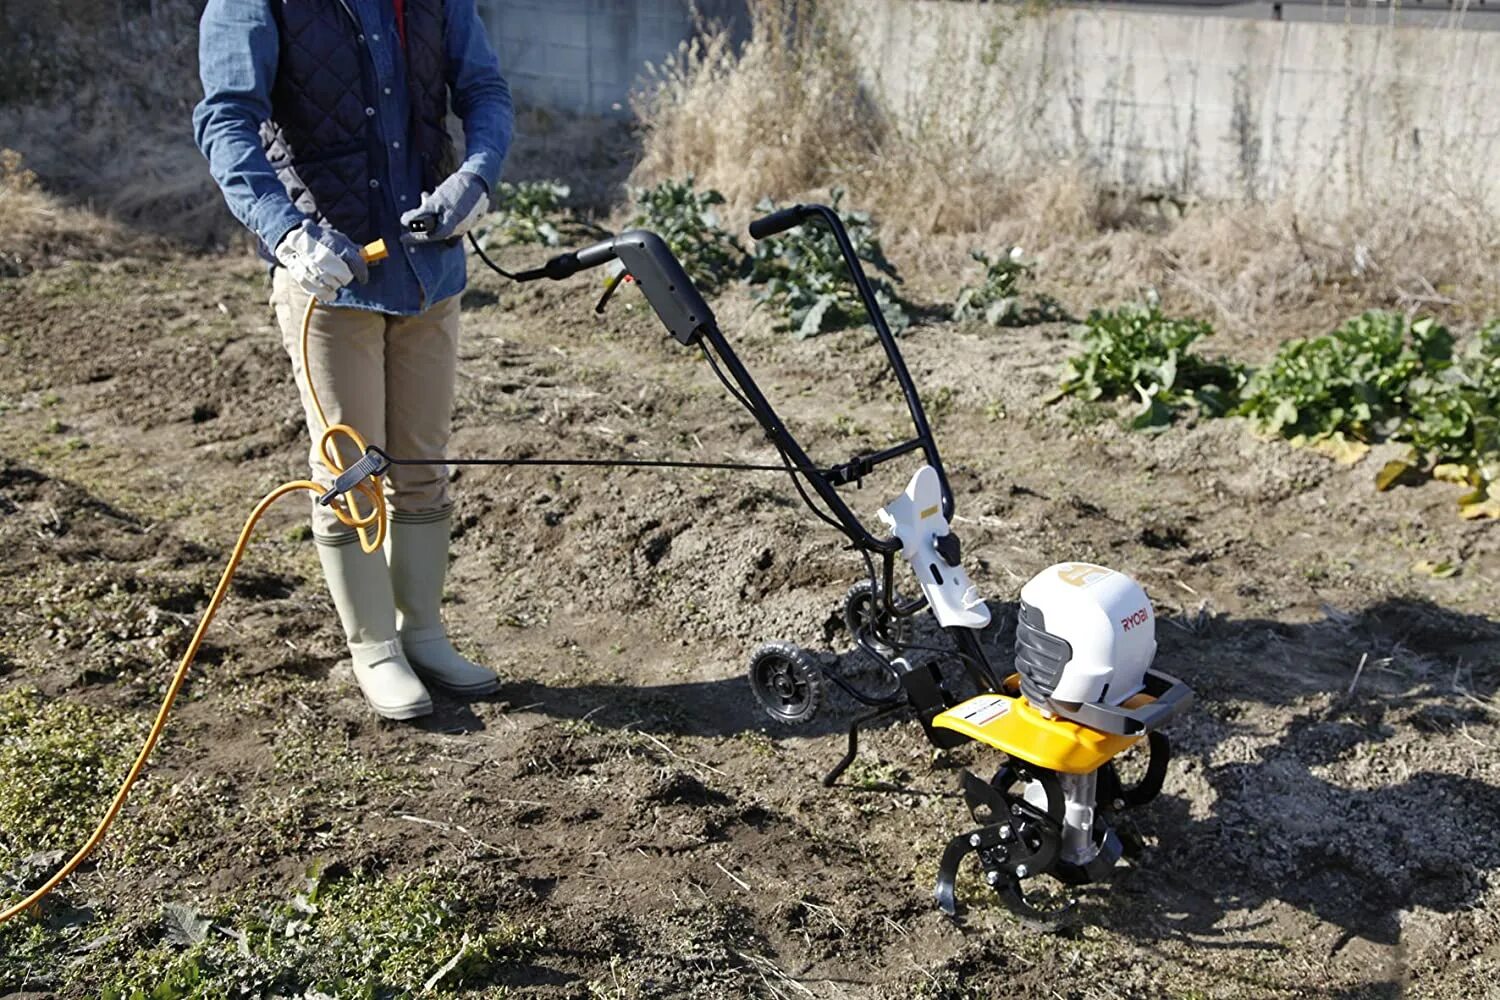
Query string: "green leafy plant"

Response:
xmin=747 ymin=190 xmax=909 ymax=339
xmin=1379 ymin=321 xmax=1500 ymax=517
xmin=952 ymin=247 xmax=1061 ymax=327
xmin=1236 ymin=311 xmax=1454 ymax=445
xmin=1055 ymin=302 xmax=1245 ymax=428
xmin=473 ymin=179 xmax=572 ymax=247
xmin=628 ymin=176 xmax=745 ymax=292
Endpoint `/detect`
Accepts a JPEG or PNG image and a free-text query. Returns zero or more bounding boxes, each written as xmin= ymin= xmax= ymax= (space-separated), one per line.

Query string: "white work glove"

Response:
xmin=400 ymin=170 xmax=489 ymax=243
xmin=274 ymin=220 xmax=370 ymax=303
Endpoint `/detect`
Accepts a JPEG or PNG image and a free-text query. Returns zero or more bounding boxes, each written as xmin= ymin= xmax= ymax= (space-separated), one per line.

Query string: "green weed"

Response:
xmin=747 ymin=190 xmax=909 ymax=339
xmin=951 ymin=247 xmax=1061 ymax=327
xmin=0 ymin=687 xmax=144 ymax=870
xmin=924 ymin=386 xmax=958 ymax=425
xmin=1380 ymin=319 xmax=1500 ymax=516
xmin=1238 ymin=312 xmax=1499 ymax=515
xmin=842 ymin=755 xmax=908 ymax=791
xmin=1055 ymin=302 xmax=1245 ymax=428
xmin=474 ymin=180 xmax=571 ymax=247
xmin=587 ymin=954 xmax=645 ymax=999
xmin=91 ymin=868 xmax=544 ymax=999
xmin=1237 ymin=311 xmax=1452 ymax=443
xmin=627 ymin=176 xmax=745 ymax=293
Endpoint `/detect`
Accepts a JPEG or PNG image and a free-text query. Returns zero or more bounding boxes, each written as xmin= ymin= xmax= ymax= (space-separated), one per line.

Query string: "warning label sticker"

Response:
xmin=955 ymin=695 xmax=1012 ymax=727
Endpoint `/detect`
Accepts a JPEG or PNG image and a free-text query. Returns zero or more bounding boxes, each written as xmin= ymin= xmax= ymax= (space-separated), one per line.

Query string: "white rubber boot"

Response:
xmin=316 ymin=534 xmax=433 ymax=720
xmin=386 ymin=510 xmax=500 ymax=696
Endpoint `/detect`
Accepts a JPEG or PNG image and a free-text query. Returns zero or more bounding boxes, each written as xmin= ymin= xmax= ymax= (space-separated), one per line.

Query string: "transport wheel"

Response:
xmin=843 ymin=579 xmax=911 ymax=657
xmin=748 ymin=642 xmax=825 ymax=725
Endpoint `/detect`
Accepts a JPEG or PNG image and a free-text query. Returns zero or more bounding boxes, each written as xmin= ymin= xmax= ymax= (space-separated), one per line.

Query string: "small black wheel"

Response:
xmin=748 ymin=642 xmax=825 ymax=725
xmin=843 ymin=579 xmax=911 ymax=657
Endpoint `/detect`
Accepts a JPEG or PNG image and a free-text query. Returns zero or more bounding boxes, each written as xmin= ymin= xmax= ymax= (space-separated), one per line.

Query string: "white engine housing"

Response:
xmin=1018 ymin=563 xmax=1156 ymax=706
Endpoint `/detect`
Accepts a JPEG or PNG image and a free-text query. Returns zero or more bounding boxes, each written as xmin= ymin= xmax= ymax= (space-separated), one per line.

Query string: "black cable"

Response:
xmin=892 ymin=638 xmax=992 ymax=680
xmin=374 ymin=447 xmax=819 ymax=475
xmin=823 ymin=668 xmax=904 ymax=709
xmin=697 ymin=341 xmax=759 ymax=418
xmin=466 ymin=232 xmax=525 ymax=281
xmin=697 ymin=340 xmax=858 ymax=543
xmin=849 ymin=632 xmax=906 ymax=700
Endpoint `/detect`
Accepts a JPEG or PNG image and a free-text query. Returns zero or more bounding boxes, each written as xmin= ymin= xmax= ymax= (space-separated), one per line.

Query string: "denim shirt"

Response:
xmin=194 ymin=0 xmax=513 ymax=315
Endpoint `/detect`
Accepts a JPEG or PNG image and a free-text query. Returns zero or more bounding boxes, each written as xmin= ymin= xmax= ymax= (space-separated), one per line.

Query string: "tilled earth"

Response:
xmin=0 ymin=245 xmax=1497 ymax=998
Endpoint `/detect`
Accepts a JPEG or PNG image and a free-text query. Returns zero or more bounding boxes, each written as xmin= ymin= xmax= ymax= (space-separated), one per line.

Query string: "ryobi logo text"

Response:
xmin=1120 ymin=607 xmax=1150 ymax=631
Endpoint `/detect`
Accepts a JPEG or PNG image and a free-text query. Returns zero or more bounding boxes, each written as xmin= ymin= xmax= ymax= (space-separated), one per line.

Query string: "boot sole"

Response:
xmin=367 ymin=698 xmax=434 ymax=721
xmin=413 ymin=671 xmax=500 ymax=697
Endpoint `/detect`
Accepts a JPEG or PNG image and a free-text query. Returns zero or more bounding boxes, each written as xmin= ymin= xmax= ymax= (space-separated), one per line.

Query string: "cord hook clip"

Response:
xmin=317 ymin=446 xmax=391 ymax=507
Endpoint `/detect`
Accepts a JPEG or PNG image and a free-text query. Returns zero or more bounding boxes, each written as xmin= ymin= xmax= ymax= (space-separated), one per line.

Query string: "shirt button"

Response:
xmin=371 ymin=33 xmax=380 ymax=41
xmin=369 ymin=179 xmax=380 ymax=189
xmin=383 ymin=87 xmax=392 ymax=95
xmin=365 ymin=107 xmax=375 ymax=117
xmin=392 ymin=141 xmax=401 ymax=149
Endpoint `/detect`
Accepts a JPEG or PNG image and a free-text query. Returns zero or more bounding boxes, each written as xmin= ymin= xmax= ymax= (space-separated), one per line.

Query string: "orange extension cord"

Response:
xmin=0 ymin=243 xmax=389 ymax=927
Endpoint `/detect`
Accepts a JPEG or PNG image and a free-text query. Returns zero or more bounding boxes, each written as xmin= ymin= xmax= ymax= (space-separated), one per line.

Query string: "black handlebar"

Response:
xmin=514 ymin=237 xmax=619 ymax=282
xmin=748 ymin=204 xmax=810 ymax=241
xmin=749 ymin=203 xmax=955 ymax=522
xmin=494 ymin=206 xmax=955 ymax=543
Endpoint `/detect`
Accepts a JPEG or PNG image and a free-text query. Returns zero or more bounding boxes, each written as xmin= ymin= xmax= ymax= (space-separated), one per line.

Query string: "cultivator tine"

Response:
xmin=934 ymin=829 xmax=978 ymax=917
xmin=993 ymin=873 xmax=1075 ymax=934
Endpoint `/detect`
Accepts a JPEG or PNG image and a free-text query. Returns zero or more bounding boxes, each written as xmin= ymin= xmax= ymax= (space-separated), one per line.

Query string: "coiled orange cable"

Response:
xmin=300 ymin=291 xmax=388 ymax=555
xmin=0 ymin=243 xmax=389 ymax=926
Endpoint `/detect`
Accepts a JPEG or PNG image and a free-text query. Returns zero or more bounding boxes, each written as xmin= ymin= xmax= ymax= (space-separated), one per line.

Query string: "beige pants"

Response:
xmin=270 ymin=269 xmax=461 ymax=538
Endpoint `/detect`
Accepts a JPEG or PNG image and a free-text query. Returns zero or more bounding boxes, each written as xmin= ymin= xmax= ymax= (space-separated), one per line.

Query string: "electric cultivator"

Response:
xmin=497 ymin=203 xmax=1195 ymax=928
xmin=0 ymin=204 xmax=1190 ymax=933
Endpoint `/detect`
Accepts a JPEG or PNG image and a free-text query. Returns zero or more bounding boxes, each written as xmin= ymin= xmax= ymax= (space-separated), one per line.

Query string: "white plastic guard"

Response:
xmin=877 ymin=465 xmax=991 ymax=629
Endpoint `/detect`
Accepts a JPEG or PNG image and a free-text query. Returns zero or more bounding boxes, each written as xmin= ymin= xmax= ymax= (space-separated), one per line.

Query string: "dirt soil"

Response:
xmin=0 ymin=242 xmax=1497 ymax=999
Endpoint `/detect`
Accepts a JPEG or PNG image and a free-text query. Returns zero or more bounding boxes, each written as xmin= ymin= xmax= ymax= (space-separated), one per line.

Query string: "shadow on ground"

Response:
xmin=507 ymin=594 xmax=1500 ymax=984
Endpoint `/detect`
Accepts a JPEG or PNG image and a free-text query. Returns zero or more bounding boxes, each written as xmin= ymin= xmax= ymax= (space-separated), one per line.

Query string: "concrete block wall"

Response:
xmin=841 ymin=0 xmax=1500 ymax=210
xmin=483 ymin=0 xmax=747 ymax=117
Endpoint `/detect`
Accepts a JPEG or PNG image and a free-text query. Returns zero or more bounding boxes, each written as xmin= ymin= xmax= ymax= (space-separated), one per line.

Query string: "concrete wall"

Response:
xmin=483 ymin=0 xmax=747 ymax=116
xmin=842 ymin=0 xmax=1500 ymax=210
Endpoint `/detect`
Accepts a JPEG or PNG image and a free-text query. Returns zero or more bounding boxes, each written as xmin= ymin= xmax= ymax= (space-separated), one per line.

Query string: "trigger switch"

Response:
xmin=935 ymin=532 xmax=961 ymax=567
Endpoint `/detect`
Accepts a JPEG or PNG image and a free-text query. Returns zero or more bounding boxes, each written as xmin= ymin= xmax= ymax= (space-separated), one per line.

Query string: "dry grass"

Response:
xmin=630 ymin=0 xmax=881 ymax=210
xmin=0 ymin=149 xmax=141 ymax=276
xmin=503 ymin=106 xmax=642 ymax=215
xmin=628 ymin=0 xmax=1500 ymax=347
xmin=6 ymin=0 xmax=1498 ymax=341
xmin=0 ymin=0 xmax=233 ymax=248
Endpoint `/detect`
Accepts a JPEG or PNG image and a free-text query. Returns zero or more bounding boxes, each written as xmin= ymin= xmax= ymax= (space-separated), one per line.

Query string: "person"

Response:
xmin=193 ymin=0 xmax=514 ymax=720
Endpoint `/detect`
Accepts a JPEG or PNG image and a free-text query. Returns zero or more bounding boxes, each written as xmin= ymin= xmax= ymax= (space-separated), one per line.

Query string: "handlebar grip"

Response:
xmin=575 ymin=237 xmax=619 ymax=269
xmin=749 ymin=205 xmax=808 ymax=240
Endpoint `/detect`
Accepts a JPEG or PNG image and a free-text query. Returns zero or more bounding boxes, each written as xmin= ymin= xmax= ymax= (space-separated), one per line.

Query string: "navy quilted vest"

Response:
xmin=259 ymin=0 xmax=455 ymax=250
